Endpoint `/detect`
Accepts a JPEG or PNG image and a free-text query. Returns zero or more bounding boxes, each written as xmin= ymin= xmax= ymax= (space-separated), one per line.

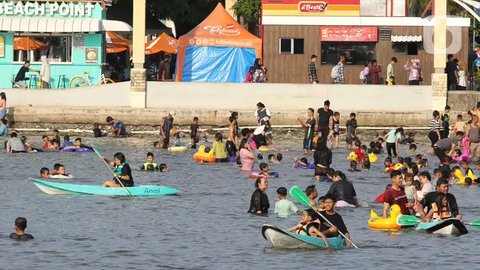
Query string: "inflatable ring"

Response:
xmin=347 ymin=152 xmax=357 ymax=161
xmin=368 ymin=152 xmax=378 ymax=163
xmin=168 ymin=146 xmax=188 ymax=153
xmin=258 ymin=146 xmax=270 ymax=152
xmin=368 ymin=204 xmax=402 ymax=230
xmin=193 ymin=145 xmax=216 ymax=163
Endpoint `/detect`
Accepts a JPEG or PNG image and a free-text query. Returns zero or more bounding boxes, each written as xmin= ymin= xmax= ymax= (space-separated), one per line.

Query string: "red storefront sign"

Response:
xmin=320 ymin=26 xmax=378 ymax=42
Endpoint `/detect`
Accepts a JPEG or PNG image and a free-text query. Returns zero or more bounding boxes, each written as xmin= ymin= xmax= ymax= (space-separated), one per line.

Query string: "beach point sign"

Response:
xmin=0 ymin=1 xmax=97 ymax=17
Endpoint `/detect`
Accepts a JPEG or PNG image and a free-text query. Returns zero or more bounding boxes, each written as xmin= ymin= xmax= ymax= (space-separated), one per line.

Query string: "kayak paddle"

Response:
xmin=469 ymin=219 xmax=480 ymax=226
xmin=92 ymin=145 xmax=132 ymax=196
xmin=396 ymin=214 xmax=420 ymax=227
xmin=289 ymin=185 xmax=358 ymax=249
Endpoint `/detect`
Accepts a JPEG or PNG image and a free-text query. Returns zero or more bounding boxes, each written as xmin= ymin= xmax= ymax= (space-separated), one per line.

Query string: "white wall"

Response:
xmin=146 ymin=82 xmax=432 ymax=111
xmin=4 ymin=82 xmax=432 ymax=112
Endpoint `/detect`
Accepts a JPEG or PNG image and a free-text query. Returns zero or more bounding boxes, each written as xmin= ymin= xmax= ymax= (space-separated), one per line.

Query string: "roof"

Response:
xmin=145 ymin=33 xmax=178 ymax=54
xmin=178 ymin=3 xmax=261 ymax=58
xmin=0 ymin=17 xmax=132 ymax=33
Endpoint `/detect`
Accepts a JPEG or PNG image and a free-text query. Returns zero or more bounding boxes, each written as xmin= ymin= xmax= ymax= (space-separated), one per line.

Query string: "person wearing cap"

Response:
xmin=160 ymin=111 xmax=175 ymax=149
xmin=417 ymin=178 xmax=461 ymax=222
xmin=106 ymin=116 xmax=126 ymax=137
xmin=288 ymin=209 xmax=329 ymax=247
xmin=383 ymin=170 xmax=410 ymax=217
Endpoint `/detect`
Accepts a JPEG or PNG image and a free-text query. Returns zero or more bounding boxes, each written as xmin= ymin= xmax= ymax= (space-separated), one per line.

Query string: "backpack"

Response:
xmin=331 ymin=64 xmax=340 ymax=79
xmin=359 ymin=70 xmax=365 ymax=80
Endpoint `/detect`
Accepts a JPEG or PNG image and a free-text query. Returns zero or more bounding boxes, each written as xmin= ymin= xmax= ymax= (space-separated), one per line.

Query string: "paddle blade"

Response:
xmin=289 ymin=186 xmax=311 ymax=207
xmin=469 ymin=219 xmax=480 ymax=226
xmin=396 ymin=214 xmax=420 ymax=226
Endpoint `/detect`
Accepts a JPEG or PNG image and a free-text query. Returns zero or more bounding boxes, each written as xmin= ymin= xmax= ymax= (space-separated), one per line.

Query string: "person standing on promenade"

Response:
xmin=308 ymin=55 xmax=319 ymax=84
xmin=332 ymin=55 xmax=345 ymax=84
xmin=445 ymin=54 xmax=458 ymax=90
xmin=386 ymin=57 xmax=397 ymax=85
xmin=160 ymin=111 xmax=174 ymax=149
xmin=316 ymin=100 xmax=334 ymax=140
xmin=404 ymin=59 xmax=422 ymax=85
xmin=369 ymin=60 xmax=382 ymax=85
xmin=40 ymin=55 xmax=51 ymax=89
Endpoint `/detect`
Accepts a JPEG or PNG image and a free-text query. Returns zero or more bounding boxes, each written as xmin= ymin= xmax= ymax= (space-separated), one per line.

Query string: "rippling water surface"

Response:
xmin=0 ymin=136 xmax=479 ymax=269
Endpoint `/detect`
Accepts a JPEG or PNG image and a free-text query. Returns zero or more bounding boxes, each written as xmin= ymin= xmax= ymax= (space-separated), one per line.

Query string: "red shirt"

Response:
xmin=354 ymin=147 xmax=364 ymax=163
xmin=383 ymin=187 xmax=409 ymax=215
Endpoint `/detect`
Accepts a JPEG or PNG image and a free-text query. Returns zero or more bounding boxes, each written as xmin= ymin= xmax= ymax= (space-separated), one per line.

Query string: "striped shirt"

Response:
xmin=429 ymin=119 xmax=442 ymax=132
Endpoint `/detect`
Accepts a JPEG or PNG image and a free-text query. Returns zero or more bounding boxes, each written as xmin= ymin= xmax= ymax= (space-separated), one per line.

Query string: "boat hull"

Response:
xmin=416 ymin=218 xmax=468 ymax=236
xmin=261 ymin=224 xmax=346 ymax=250
xmin=31 ymin=178 xmax=179 ymax=197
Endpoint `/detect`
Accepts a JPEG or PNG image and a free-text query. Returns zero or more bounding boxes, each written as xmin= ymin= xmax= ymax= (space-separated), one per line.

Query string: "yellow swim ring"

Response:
xmin=347 ymin=152 xmax=357 ymax=161
xmin=368 ymin=204 xmax=402 ymax=231
xmin=368 ymin=153 xmax=378 ymax=163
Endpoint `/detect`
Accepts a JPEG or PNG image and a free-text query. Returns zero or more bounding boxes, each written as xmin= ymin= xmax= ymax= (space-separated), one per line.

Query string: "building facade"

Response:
xmin=261 ymin=0 xmax=470 ymax=85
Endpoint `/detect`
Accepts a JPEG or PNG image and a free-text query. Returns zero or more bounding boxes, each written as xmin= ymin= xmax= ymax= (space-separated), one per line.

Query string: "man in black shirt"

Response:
xmin=445 ymin=54 xmax=458 ymax=91
xmin=248 ymin=177 xmax=269 ymax=214
xmin=417 ymin=178 xmax=460 ymax=221
xmin=316 ymin=100 xmax=334 ymax=139
xmin=14 ymin=61 xmax=39 ymax=89
xmin=9 ymin=217 xmax=34 ymax=241
xmin=325 ymin=171 xmax=358 ymax=207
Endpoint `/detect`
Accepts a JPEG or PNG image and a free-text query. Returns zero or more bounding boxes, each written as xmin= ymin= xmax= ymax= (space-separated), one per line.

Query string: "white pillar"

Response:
xmin=130 ymin=0 xmax=147 ymax=108
xmin=431 ymin=0 xmax=448 ymax=110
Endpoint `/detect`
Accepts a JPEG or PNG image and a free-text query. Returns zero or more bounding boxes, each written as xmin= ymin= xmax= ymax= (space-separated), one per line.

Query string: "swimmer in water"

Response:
xmin=140 ymin=152 xmax=159 ymax=171
xmin=40 ymin=167 xmax=50 ymax=179
xmin=159 ymin=163 xmax=169 ymax=172
xmin=9 ymin=217 xmax=34 ymax=241
xmin=101 ymin=152 xmax=134 ymax=187
xmin=52 ymin=163 xmax=73 ymax=178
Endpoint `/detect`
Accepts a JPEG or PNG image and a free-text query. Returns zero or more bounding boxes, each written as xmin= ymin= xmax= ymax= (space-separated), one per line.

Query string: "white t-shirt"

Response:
xmin=420 ymin=182 xmax=435 ymax=197
xmin=275 ymin=199 xmax=299 ymax=218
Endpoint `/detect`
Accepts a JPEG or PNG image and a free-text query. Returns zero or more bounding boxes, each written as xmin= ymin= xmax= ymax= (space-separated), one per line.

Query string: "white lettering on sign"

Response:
xmin=203 ymin=25 xmax=241 ymax=36
xmin=0 ymin=1 xmax=98 ymax=17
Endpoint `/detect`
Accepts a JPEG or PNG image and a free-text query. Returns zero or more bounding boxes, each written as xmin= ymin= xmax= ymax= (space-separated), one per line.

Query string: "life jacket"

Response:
xmin=114 ymin=162 xmax=126 ymax=175
xmin=295 ymin=220 xmax=320 ymax=237
xmin=143 ymin=162 xmax=158 ymax=171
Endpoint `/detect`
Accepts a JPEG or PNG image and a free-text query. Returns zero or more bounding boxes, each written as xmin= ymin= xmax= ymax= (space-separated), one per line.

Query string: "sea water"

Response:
xmin=0 ymin=136 xmax=478 ymax=269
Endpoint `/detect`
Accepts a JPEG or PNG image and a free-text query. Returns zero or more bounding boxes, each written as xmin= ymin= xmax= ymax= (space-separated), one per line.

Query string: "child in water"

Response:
xmin=62 ymin=135 xmax=74 ymax=149
xmin=259 ymin=162 xmax=279 ymax=178
xmin=348 ymin=160 xmax=360 ymax=172
xmin=274 ymin=187 xmax=301 ymax=218
xmin=40 ymin=167 xmax=50 ymax=179
xmin=159 ymin=163 xmax=169 ymax=172
xmin=51 ymin=163 xmax=73 ymax=178
xmin=268 ymin=154 xmax=279 ymax=163
xmin=140 ymin=152 xmax=159 ymax=171
xmin=293 ymin=157 xmax=315 ymax=169
xmin=345 ymin=113 xmax=357 ymax=149
xmin=9 ymin=217 xmax=34 ymax=241
xmin=209 ymin=133 xmax=228 ymax=162
xmin=190 ymin=117 xmax=200 ymax=149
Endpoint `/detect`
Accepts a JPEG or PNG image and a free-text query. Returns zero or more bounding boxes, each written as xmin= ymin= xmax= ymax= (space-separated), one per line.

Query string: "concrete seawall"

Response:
xmin=2 ymin=82 xmax=443 ymax=128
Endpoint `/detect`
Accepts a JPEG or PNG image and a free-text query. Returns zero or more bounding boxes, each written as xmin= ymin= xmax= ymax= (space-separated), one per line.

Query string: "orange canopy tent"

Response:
xmin=14 ymin=37 xmax=48 ymax=50
xmin=145 ymin=33 xmax=178 ymax=55
xmin=175 ymin=3 xmax=262 ymax=82
xmin=106 ymin=31 xmax=131 ymax=54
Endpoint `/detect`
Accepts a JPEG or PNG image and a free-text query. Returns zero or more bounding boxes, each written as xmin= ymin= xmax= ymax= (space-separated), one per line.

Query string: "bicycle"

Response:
xmin=69 ymin=71 xmax=115 ymax=88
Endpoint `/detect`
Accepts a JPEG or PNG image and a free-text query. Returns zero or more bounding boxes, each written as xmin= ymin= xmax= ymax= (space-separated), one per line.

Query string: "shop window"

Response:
xmin=279 ymin=38 xmax=304 ymax=54
xmin=321 ymin=42 xmax=375 ymax=65
xmin=14 ymin=35 xmax=72 ymax=63
xmin=392 ymin=42 xmax=418 ymax=55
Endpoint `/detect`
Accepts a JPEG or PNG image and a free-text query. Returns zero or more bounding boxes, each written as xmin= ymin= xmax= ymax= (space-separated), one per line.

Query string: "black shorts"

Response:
xmin=114 ymin=178 xmax=134 ymax=187
xmin=317 ymin=126 xmax=329 ymax=138
xmin=315 ymin=166 xmax=328 ymax=177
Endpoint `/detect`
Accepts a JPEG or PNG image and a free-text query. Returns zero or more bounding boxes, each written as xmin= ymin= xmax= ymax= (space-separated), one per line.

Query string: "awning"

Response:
xmin=0 ymin=17 xmax=131 ymax=33
xmin=145 ymin=33 xmax=178 ymax=54
xmin=391 ymin=35 xmax=423 ymax=42
xmin=106 ymin=31 xmax=131 ymax=54
xmin=14 ymin=37 xmax=48 ymax=50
